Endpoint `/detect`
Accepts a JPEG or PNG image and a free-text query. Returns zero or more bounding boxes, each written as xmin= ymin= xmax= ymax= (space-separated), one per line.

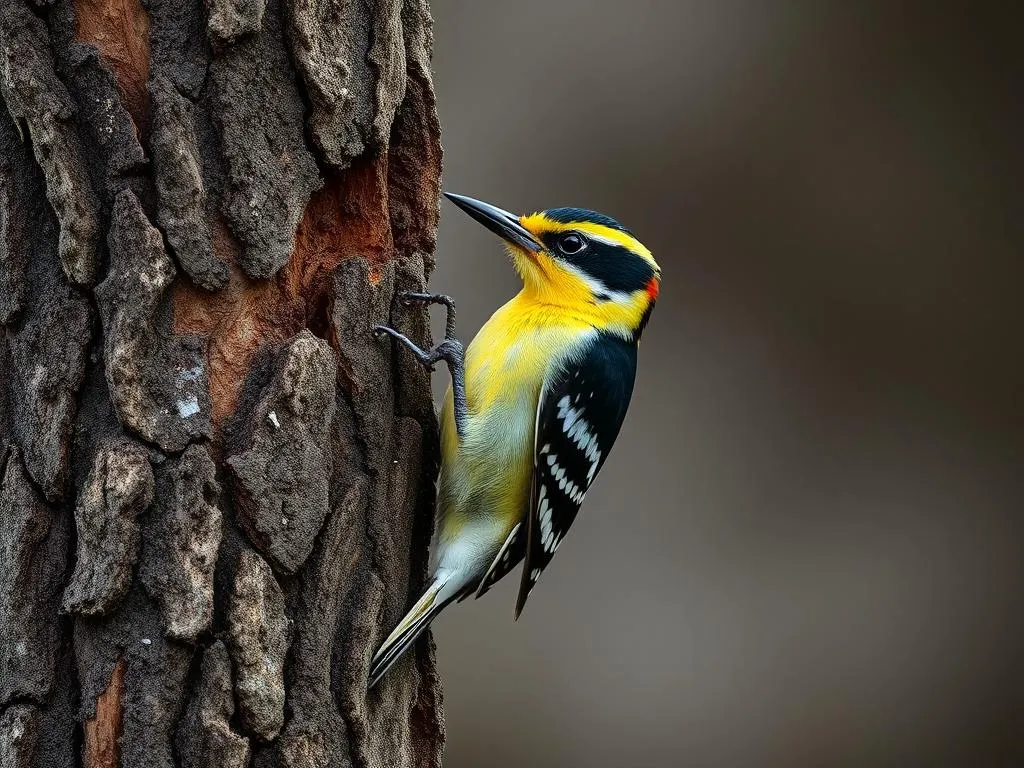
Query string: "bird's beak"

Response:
xmin=444 ymin=192 xmax=544 ymax=253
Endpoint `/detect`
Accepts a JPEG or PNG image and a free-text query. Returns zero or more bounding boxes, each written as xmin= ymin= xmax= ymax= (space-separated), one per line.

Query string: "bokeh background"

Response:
xmin=424 ymin=3 xmax=1023 ymax=766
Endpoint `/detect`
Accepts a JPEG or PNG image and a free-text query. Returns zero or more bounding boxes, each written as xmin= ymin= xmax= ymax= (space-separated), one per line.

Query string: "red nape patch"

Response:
xmin=646 ymin=277 xmax=661 ymax=300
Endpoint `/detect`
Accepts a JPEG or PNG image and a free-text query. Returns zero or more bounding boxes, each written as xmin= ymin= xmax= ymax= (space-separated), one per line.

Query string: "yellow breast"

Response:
xmin=436 ymin=293 xmax=595 ymax=540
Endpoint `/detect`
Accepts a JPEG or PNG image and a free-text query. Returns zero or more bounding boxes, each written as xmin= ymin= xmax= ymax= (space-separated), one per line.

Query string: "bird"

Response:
xmin=368 ymin=192 xmax=660 ymax=689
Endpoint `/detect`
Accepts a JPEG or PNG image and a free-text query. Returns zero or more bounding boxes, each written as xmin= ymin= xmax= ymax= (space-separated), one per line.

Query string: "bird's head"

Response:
xmin=445 ymin=193 xmax=661 ymax=340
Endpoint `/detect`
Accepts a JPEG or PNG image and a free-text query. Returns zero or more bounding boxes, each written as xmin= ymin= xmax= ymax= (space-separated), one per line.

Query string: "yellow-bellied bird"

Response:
xmin=369 ymin=193 xmax=660 ymax=688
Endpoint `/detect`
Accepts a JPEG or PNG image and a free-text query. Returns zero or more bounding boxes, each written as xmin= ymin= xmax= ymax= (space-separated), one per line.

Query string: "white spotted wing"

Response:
xmin=515 ymin=333 xmax=637 ymax=617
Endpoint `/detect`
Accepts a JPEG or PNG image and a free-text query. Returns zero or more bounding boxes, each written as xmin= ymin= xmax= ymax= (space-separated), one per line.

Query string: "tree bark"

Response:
xmin=0 ymin=0 xmax=445 ymax=764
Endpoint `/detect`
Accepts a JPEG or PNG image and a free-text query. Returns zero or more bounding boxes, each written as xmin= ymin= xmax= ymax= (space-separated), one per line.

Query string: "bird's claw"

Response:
xmin=399 ymin=291 xmax=456 ymax=309
xmin=399 ymin=291 xmax=430 ymax=306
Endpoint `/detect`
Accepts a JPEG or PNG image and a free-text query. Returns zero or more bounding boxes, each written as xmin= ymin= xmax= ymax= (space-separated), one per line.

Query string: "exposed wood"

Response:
xmin=83 ymin=657 xmax=125 ymax=768
xmin=73 ymin=0 xmax=152 ymax=136
xmin=172 ymin=159 xmax=392 ymax=428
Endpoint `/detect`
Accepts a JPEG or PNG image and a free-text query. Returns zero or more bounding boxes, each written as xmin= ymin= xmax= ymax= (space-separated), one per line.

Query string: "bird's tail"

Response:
xmin=367 ymin=574 xmax=462 ymax=689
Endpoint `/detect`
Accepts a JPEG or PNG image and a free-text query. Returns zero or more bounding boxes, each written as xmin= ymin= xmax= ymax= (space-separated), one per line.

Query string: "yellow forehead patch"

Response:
xmin=518 ymin=212 xmax=659 ymax=272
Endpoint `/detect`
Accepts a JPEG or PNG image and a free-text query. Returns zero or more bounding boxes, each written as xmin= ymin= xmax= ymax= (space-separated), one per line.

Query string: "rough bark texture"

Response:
xmin=0 ymin=0 xmax=445 ymax=764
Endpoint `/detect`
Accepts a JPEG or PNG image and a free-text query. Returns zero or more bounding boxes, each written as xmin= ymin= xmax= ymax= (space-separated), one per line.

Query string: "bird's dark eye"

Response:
xmin=556 ymin=233 xmax=587 ymax=255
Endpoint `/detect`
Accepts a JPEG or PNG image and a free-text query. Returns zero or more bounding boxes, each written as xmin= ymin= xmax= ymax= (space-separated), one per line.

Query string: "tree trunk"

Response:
xmin=0 ymin=0 xmax=444 ymax=764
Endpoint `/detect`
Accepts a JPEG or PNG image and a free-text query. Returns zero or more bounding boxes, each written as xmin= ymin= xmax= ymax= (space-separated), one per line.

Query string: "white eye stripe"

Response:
xmin=558 ymin=261 xmax=633 ymax=304
xmin=572 ymin=230 xmax=625 ymax=249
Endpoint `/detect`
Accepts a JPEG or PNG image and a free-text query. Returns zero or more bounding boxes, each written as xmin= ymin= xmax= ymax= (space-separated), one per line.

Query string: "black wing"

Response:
xmin=515 ymin=332 xmax=637 ymax=617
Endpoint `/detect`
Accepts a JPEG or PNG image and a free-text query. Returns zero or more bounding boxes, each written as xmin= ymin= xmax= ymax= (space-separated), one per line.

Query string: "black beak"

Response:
xmin=444 ymin=192 xmax=543 ymax=253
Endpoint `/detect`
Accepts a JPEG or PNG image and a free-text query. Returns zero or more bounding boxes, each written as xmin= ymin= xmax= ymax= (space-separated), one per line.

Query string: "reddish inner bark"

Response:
xmin=74 ymin=0 xmax=152 ymax=138
xmin=173 ymin=156 xmax=394 ymax=429
xmin=84 ymin=657 xmax=126 ymax=768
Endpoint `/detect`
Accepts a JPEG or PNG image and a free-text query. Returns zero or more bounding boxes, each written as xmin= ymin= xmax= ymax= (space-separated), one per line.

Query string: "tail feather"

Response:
xmin=367 ymin=576 xmax=460 ymax=689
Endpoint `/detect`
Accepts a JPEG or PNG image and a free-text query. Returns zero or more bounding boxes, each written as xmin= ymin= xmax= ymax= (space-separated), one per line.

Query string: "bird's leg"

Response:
xmin=374 ymin=292 xmax=468 ymax=438
xmin=401 ymin=292 xmax=458 ymax=340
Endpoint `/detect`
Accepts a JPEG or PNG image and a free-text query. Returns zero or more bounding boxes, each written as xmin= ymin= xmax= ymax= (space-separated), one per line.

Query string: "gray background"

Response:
xmin=424 ymin=2 xmax=1023 ymax=766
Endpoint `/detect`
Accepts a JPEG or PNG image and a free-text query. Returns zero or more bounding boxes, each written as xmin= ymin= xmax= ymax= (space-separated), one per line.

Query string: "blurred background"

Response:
xmin=425 ymin=3 xmax=1023 ymax=766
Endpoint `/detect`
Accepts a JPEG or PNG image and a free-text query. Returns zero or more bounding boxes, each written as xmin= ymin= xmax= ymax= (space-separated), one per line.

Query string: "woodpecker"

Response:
xmin=369 ymin=193 xmax=660 ymax=688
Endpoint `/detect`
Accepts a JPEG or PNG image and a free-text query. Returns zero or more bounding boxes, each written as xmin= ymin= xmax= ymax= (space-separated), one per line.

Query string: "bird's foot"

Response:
xmin=372 ymin=326 xmax=464 ymax=372
xmin=374 ymin=290 xmax=468 ymax=437
xmin=398 ymin=291 xmax=458 ymax=339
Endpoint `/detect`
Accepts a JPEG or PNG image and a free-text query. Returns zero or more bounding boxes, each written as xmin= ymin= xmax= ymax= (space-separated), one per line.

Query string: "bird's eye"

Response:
xmin=556 ymin=233 xmax=587 ymax=255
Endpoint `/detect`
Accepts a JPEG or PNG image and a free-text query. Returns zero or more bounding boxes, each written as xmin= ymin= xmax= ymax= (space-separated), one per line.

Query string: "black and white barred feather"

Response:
xmin=514 ymin=332 xmax=637 ymax=616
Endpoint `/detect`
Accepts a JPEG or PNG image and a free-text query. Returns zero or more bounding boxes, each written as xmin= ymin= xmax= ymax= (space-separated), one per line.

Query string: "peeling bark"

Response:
xmin=97 ymin=189 xmax=212 ymax=451
xmin=0 ymin=2 xmax=101 ymax=287
xmin=62 ymin=439 xmax=154 ymax=617
xmin=227 ymin=331 xmax=336 ymax=575
xmin=60 ymin=44 xmax=148 ymax=196
xmin=150 ymin=77 xmax=227 ymax=291
xmin=140 ymin=443 xmax=222 ymax=641
xmin=284 ymin=0 xmax=406 ymax=168
xmin=1 ymin=0 xmax=444 ymax=762
xmin=0 ymin=68 xmax=92 ymax=503
xmin=227 ymin=550 xmax=288 ymax=740
xmin=73 ymin=0 xmax=151 ymax=135
xmin=176 ymin=642 xmax=250 ymax=768
xmin=209 ymin=0 xmax=321 ymax=279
